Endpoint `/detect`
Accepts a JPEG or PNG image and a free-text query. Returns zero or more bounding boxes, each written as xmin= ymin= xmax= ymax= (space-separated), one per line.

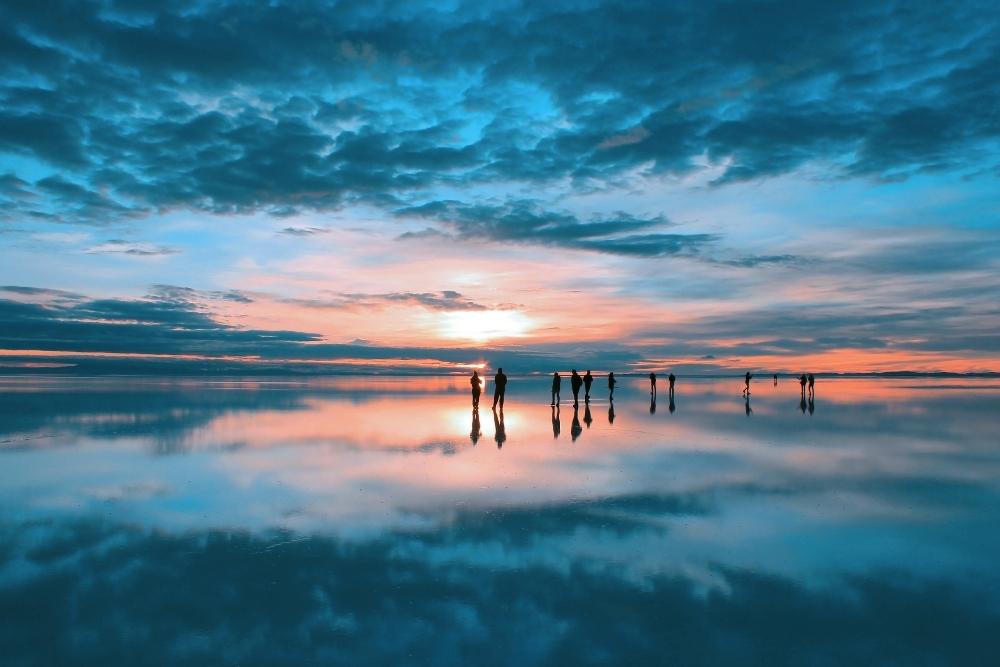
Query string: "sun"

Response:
xmin=440 ymin=310 xmax=532 ymax=342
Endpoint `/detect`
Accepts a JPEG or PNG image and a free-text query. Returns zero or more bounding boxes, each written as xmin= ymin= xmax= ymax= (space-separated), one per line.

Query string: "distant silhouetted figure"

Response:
xmin=668 ymin=373 xmax=676 ymax=394
xmin=668 ymin=393 xmax=675 ymax=413
xmin=571 ymin=369 xmax=583 ymax=405
xmin=649 ymin=394 xmax=656 ymax=414
xmin=551 ymin=405 xmax=561 ymax=438
xmin=773 ymin=374 xmax=778 ymax=386
xmin=492 ymin=367 xmax=507 ymax=410
xmin=808 ymin=373 xmax=815 ymax=398
xmin=745 ymin=393 xmax=752 ymax=416
xmin=649 ymin=372 xmax=657 ymax=396
xmin=470 ymin=370 xmax=482 ymax=408
xmin=470 ymin=408 xmax=482 ymax=445
xmin=571 ymin=404 xmax=582 ymax=441
xmin=608 ymin=371 xmax=617 ymax=399
xmin=608 ymin=399 xmax=615 ymax=424
xmin=743 ymin=371 xmax=753 ymax=396
xmin=551 ymin=372 xmax=562 ymax=405
xmin=584 ymin=403 xmax=592 ymax=428
xmin=583 ymin=370 xmax=594 ymax=402
xmin=799 ymin=374 xmax=807 ymax=395
xmin=493 ymin=408 xmax=506 ymax=448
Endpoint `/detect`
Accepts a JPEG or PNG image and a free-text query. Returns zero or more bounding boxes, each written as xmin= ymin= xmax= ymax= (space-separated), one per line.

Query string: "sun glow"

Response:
xmin=440 ymin=310 xmax=532 ymax=342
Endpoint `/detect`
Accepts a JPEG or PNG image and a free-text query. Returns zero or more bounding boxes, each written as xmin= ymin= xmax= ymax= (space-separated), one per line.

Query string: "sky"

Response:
xmin=1 ymin=0 xmax=998 ymax=374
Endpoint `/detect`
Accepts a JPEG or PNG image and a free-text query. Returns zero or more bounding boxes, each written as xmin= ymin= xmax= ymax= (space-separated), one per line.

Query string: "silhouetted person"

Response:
xmin=808 ymin=373 xmax=815 ymax=398
xmin=571 ymin=404 xmax=582 ymax=441
xmin=571 ymin=369 xmax=583 ymax=405
xmin=608 ymin=399 xmax=615 ymax=424
xmin=551 ymin=405 xmax=561 ymax=438
xmin=668 ymin=373 xmax=676 ymax=394
xmin=583 ymin=370 xmax=593 ymax=402
xmin=608 ymin=371 xmax=617 ymax=399
xmin=743 ymin=371 xmax=753 ymax=396
xmin=493 ymin=408 xmax=506 ymax=448
xmin=584 ymin=403 xmax=592 ymax=428
xmin=668 ymin=393 xmax=675 ymax=413
xmin=745 ymin=393 xmax=752 ymax=416
xmin=808 ymin=395 xmax=815 ymax=415
xmin=492 ymin=367 xmax=507 ymax=410
xmin=551 ymin=372 xmax=562 ymax=405
xmin=649 ymin=371 xmax=657 ymax=396
xmin=773 ymin=373 xmax=778 ymax=386
xmin=470 ymin=370 xmax=482 ymax=408
xmin=799 ymin=374 xmax=807 ymax=395
xmin=649 ymin=394 xmax=657 ymax=414
xmin=470 ymin=408 xmax=482 ymax=445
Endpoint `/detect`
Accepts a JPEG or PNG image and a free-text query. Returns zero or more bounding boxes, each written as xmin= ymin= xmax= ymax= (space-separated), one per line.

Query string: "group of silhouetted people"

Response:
xmin=470 ymin=369 xmax=819 ymax=446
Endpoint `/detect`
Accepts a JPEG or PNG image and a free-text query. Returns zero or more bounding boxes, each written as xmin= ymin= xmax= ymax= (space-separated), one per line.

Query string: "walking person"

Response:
xmin=799 ymin=373 xmax=807 ymax=396
xmin=807 ymin=373 xmax=815 ymax=398
xmin=551 ymin=371 xmax=562 ymax=405
xmin=743 ymin=371 xmax=753 ymax=396
xmin=571 ymin=369 xmax=583 ymax=405
xmin=470 ymin=370 xmax=482 ymax=408
xmin=492 ymin=367 xmax=507 ymax=410
xmin=583 ymin=370 xmax=594 ymax=402
xmin=608 ymin=371 xmax=617 ymax=399
xmin=649 ymin=371 xmax=657 ymax=396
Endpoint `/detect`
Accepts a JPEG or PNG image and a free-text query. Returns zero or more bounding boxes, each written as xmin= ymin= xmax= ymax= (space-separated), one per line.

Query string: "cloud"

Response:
xmin=2 ymin=517 xmax=998 ymax=665
xmin=0 ymin=0 xmax=995 ymax=224
xmin=397 ymin=200 xmax=717 ymax=257
xmin=279 ymin=226 xmax=330 ymax=236
xmin=84 ymin=239 xmax=179 ymax=256
xmin=277 ymin=290 xmax=513 ymax=313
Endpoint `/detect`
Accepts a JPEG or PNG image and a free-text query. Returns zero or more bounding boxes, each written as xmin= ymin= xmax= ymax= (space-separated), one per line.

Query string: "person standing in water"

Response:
xmin=470 ymin=370 xmax=482 ymax=408
xmin=807 ymin=373 xmax=815 ymax=398
xmin=492 ymin=367 xmax=507 ymax=410
xmin=799 ymin=374 xmax=808 ymax=396
xmin=773 ymin=373 xmax=778 ymax=386
xmin=743 ymin=371 xmax=753 ymax=396
xmin=608 ymin=371 xmax=617 ymax=399
xmin=551 ymin=372 xmax=562 ymax=405
xmin=570 ymin=369 xmax=583 ymax=405
xmin=668 ymin=373 xmax=676 ymax=394
xmin=649 ymin=371 xmax=657 ymax=396
xmin=583 ymin=370 xmax=594 ymax=402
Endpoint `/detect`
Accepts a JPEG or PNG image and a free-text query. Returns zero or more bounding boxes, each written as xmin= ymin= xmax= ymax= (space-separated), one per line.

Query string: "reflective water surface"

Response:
xmin=1 ymin=375 xmax=999 ymax=665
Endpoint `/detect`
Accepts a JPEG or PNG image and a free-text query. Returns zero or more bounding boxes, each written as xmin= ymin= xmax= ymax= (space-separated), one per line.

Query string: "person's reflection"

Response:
xmin=608 ymin=398 xmax=615 ymax=424
xmin=470 ymin=408 xmax=482 ymax=445
xmin=668 ymin=393 xmax=675 ymax=413
xmin=583 ymin=403 xmax=593 ymax=429
xmin=571 ymin=404 xmax=582 ymax=441
xmin=744 ymin=394 xmax=752 ymax=416
xmin=808 ymin=395 xmax=815 ymax=415
xmin=649 ymin=394 xmax=656 ymax=414
xmin=551 ymin=405 xmax=561 ymax=439
xmin=800 ymin=393 xmax=807 ymax=414
xmin=493 ymin=409 xmax=506 ymax=449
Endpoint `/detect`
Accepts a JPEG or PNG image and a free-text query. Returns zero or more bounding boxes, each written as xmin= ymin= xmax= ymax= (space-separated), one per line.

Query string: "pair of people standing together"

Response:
xmin=470 ymin=368 xmax=507 ymax=410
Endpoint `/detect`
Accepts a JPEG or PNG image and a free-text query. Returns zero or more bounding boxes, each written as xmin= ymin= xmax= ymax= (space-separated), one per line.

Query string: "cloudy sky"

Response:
xmin=1 ymin=0 xmax=998 ymax=374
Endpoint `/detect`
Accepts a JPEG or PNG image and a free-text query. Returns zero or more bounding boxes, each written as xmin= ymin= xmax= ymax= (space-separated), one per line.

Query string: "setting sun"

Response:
xmin=440 ymin=310 xmax=532 ymax=342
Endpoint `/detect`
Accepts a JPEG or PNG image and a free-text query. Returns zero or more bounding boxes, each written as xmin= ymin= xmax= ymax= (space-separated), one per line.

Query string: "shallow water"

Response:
xmin=1 ymin=375 xmax=999 ymax=665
